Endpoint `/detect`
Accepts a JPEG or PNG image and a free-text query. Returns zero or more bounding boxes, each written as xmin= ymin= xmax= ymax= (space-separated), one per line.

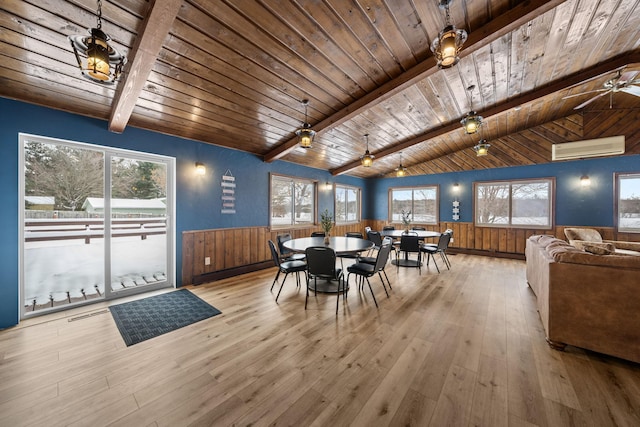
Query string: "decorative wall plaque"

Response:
xmin=221 ymin=169 xmax=236 ymax=214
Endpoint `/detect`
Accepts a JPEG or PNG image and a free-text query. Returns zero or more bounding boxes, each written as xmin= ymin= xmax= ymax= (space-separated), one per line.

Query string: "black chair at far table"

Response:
xmin=276 ymin=233 xmax=306 ymax=262
xmin=268 ymin=240 xmax=307 ymax=302
xmin=310 ymin=231 xmax=326 ymax=237
xmin=305 ymin=246 xmax=346 ymax=314
xmin=397 ymin=232 xmax=422 ymax=274
xmin=346 ymin=239 xmax=393 ymax=308
xmin=421 ymin=231 xmax=452 ymax=273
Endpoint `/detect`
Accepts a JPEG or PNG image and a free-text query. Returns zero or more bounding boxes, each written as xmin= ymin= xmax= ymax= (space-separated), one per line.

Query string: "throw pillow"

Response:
xmin=576 ymin=241 xmax=616 ymax=255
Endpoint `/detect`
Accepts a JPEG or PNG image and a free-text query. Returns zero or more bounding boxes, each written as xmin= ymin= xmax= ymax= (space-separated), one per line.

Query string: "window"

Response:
xmin=270 ymin=174 xmax=315 ymax=227
xmin=335 ymin=184 xmax=361 ymax=223
xmin=389 ymin=186 xmax=438 ymax=224
xmin=616 ymin=173 xmax=640 ymax=233
xmin=475 ymin=178 xmax=554 ymax=228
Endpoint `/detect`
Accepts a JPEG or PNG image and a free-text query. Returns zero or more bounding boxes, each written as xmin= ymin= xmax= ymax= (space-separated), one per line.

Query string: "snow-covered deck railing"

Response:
xmin=25 ymin=217 xmax=167 ymax=244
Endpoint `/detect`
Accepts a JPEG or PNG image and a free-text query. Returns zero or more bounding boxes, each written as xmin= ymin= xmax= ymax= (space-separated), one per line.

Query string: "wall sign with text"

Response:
xmin=221 ymin=170 xmax=236 ymax=214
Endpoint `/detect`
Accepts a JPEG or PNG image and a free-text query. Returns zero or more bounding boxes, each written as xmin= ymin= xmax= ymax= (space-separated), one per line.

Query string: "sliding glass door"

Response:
xmin=20 ymin=134 xmax=175 ymax=318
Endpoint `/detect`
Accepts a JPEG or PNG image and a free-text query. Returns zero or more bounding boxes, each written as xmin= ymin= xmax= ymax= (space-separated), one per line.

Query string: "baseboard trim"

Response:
xmin=192 ymin=260 xmax=274 ymax=285
xmin=447 ymin=248 xmax=525 ymax=260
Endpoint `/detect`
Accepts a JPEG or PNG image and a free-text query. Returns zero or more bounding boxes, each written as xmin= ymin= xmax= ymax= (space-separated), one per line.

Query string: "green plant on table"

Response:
xmin=320 ymin=209 xmax=333 ymax=234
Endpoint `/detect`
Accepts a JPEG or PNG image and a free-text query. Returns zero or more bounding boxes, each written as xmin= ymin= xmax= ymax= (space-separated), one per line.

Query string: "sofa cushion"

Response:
xmin=564 ymin=227 xmax=603 ymax=243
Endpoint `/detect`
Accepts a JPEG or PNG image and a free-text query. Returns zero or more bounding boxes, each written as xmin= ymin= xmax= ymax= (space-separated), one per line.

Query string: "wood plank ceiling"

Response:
xmin=1 ymin=0 xmax=640 ymax=178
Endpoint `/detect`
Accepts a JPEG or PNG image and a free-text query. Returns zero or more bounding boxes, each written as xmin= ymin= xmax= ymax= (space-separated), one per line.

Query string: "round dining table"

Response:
xmin=380 ymin=229 xmax=440 ymax=267
xmin=282 ymin=236 xmax=374 ymax=293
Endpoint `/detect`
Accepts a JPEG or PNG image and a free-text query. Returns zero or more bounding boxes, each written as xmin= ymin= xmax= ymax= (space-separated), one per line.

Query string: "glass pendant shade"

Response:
xmin=461 ymin=111 xmax=483 ymax=134
xmin=430 ymin=1 xmax=467 ymax=69
xmin=360 ymin=134 xmax=374 ymax=167
xmin=296 ymin=100 xmax=316 ymax=148
xmin=68 ymin=2 xmax=126 ymax=84
xmin=474 ymin=139 xmax=491 ymax=157
xmin=395 ymin=152 xmax=407 ymax=177
xmin=296 ymin=124 xmax=316 ymax=149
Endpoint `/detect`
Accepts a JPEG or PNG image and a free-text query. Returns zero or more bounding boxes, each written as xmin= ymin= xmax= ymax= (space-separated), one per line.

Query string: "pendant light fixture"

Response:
xmin=360 ymin=134 xmax=375 ymax=167
xmin=431 ymin=0 xmax=467 ymax=69
xmin=461 ymin=85 xmax=483 ymax=134
xmin=295 ymin=99 xmax=316 ymax=149
xmin=68 ymin=0 xmax=127 ymax=84
xmin=473 ymin=139 xmax=491 ymax=157
xmin=395 ymin=152 xmax=407 ymax=177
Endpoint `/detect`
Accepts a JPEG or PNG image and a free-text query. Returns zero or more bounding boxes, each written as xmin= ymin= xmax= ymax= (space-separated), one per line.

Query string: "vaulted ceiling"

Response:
xmin=2 ymin=0 xmax=640 ymax=178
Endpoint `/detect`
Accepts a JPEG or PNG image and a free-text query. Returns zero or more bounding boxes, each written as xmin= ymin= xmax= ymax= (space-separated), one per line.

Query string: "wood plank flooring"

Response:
xmin=1 ymin=254 xmax=639 ymax=426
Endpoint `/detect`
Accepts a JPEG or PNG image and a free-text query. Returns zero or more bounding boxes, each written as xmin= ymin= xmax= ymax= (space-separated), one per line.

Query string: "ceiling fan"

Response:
xmin=563 ymin=69 xmax=640 ymax=109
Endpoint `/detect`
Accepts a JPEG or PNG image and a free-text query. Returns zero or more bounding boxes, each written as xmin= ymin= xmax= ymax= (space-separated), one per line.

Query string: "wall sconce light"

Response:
xmin=360 ymin=134 xmax=375 ymax=167
xmin=195 ymin=162 xmax=206 ymax=176
xmin=325 ymin=181 xmax=333 ymax=190
xmin=453 ymin=183 xmax=460 ymax=192
xmin=580 ymin=175 xmax=591 ymax=187
xmin=430 ymin=0 xmax=467 ymax=69
xmin=295 ymin=99 xmax=316 ymax=149
xmin=68 ymin=0 xmax=127 ymax=84
xmin=473 ymin=139 xmax=490 ymax=156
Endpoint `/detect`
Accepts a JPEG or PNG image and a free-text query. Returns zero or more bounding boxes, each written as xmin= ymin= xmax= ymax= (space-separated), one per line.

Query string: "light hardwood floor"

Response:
xmin=1 ymin=254 xmax=639 ymax=426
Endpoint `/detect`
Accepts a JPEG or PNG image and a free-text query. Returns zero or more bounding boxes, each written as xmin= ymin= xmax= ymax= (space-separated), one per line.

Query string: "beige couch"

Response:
xmin=564 ymin=227 xmax=640 ymax=256
xmin=525 ymin=234 xmax=640 ymax=363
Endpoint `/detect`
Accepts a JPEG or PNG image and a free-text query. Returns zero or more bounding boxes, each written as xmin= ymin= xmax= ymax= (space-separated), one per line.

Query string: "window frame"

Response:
xmin=615 ymin=172 xmax=640 ymax=233
xmin=388 ymin=185 xmax=439 ymax=225
xmin=473 ymin=177 xmax=555 ymax=229
xmin=334 ymin=183 xmax=361 ymax=224
xmin=269 ymin=173 xmax=317 ymax=229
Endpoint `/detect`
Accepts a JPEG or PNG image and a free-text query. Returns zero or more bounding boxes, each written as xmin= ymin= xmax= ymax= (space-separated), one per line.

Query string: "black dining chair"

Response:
xmin=357 ymin=237 xmax=394 ymax=290
xmin=304 ymin=246 xmax=345 ymax=314
xmin=382 ymin=225 xmax=396 ymax=231
xmin=310 ymin=231 xmax=326 ymax=237
xmin=276 ymin=233 xmax=306 ymax=262
xmin=411 ymin=226 xmax=426 ymax=231
xmin=346 ymin=240 xmax=393 ymax=308
xmin=268 ymin=240 xmax=307 ymax=302
xmin=421 ymin=231 xmax=452 ymax=272
xmin=396 ymin=232 xmax=422 ymax=274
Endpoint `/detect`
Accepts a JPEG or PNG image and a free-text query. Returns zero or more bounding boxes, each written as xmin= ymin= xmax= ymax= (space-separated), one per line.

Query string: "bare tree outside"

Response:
xmin=270 ymin=176 xmax=315 ymax=226
xmin=476 ymin=180 xmax=552 ymax=227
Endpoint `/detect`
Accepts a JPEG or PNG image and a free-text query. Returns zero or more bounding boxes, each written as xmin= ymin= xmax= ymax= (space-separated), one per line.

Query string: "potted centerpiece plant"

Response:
xmin=320 ymin=209 xmax=333 ymax=244
xmin=401 ymin=209 xmax=412 ymax=233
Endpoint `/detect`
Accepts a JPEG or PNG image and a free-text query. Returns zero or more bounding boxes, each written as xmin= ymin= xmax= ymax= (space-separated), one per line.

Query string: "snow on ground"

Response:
xmin=24 ymin=235 xmax=166 ymax=307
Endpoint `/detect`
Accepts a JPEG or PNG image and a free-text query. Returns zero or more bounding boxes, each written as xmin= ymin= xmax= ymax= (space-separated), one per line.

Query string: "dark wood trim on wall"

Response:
xmin=182 ymin=221 xmax=640 ymax=286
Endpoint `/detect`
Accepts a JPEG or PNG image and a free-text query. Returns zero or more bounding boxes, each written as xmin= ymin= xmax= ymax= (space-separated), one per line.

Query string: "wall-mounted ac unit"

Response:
xmin=552 ymin=136 xmax=625 ymax=161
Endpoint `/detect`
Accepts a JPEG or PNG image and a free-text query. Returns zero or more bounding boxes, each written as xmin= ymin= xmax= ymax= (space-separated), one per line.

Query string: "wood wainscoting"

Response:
xmin=182 ymin=222 xmax=639 ymax=286
xmin=182 ymin=223 xmax=366 ymax=286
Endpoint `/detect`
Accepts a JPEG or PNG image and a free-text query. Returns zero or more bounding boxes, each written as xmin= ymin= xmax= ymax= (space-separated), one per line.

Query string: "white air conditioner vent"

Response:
xmin=552 ymin=136 xmax=625 ymax=161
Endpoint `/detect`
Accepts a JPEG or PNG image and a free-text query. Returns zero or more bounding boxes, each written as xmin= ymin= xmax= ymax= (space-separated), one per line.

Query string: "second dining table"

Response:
xmin=282 ymin=236 xmax=374 ymax=293
xmin=380 ymin=229 xmax=440 ymax=267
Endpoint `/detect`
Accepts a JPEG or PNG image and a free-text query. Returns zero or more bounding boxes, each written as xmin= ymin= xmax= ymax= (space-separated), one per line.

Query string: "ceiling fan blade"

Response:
xmin=573 ymin=90 xmax=611 ymax=109
xmin=562 ymin=88 xmax=608 ymax=100
xmin=620 ymin=85 xmax=640 ymax=97
xmin=618 ymin=71 xmax=640 ymax=85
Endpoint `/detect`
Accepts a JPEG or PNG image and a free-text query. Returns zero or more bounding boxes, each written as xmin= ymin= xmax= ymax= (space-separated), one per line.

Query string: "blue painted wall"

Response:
xmin=369 ymin=155 xmax=640 ymax=226
xmin=0 ymin=97 xmax=364 ymax=329
xmin=1 ymin=96 xmax=638 ymax=328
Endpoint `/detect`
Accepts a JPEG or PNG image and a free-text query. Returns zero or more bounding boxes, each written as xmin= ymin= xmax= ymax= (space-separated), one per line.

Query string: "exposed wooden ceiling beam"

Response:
xmin=263 ymin=0 xmax=567 ymax=163
xmin=330 ymin=51 xmax=640 ymax=175
xmin=108 ymin=0 xmax=183 ymax=133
